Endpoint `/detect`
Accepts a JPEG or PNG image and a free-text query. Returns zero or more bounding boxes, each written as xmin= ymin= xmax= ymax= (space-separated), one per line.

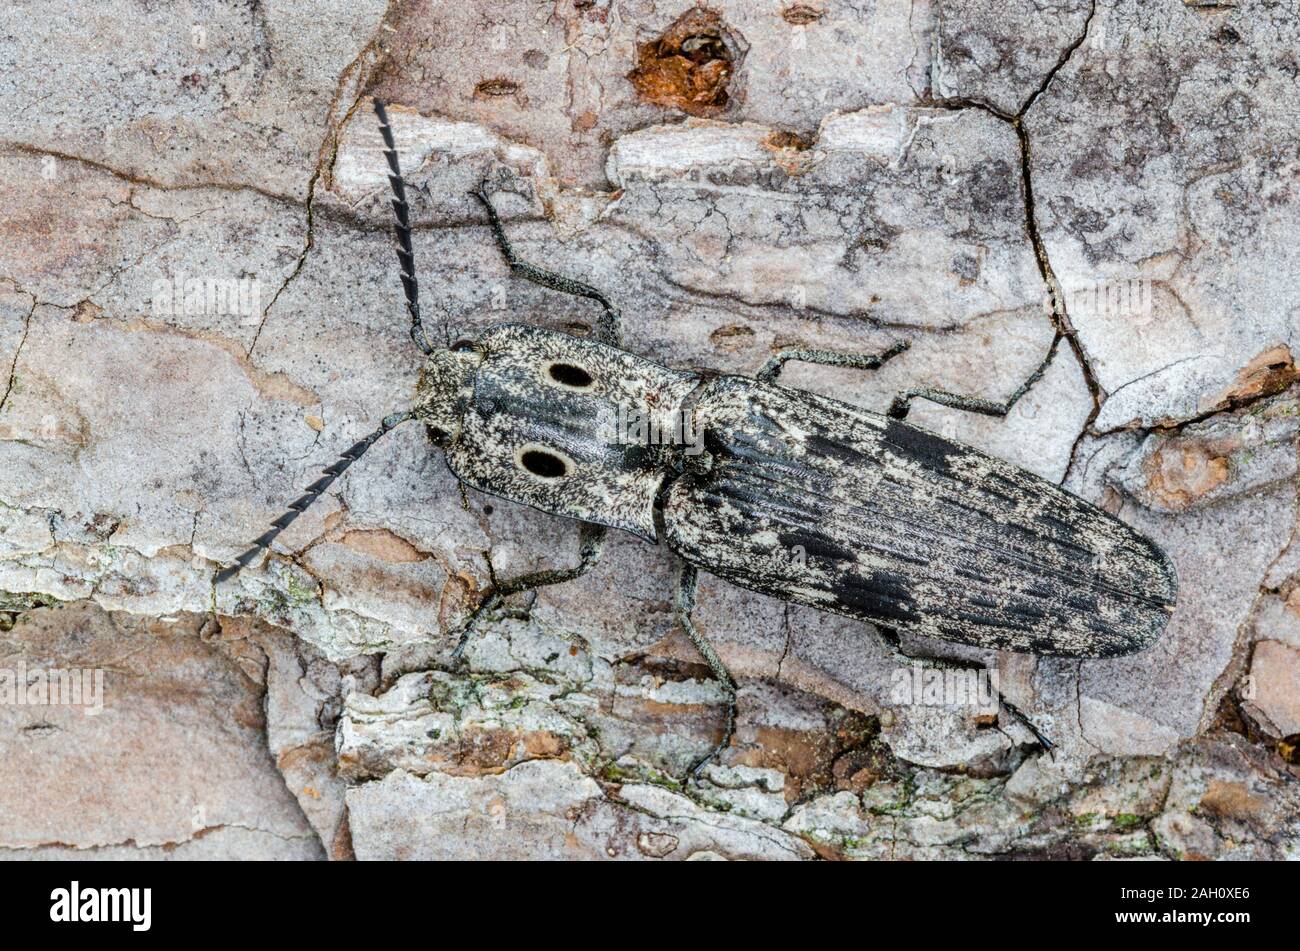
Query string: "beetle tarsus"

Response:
xmin=998 ymin=695 xmax=1055 ymax=753
xmin=451 ymin=522 xmax=608 ymax=662
xmin=887 ymin=332 xmax=1062 ymax=420
xmin=689 ymin=701 xmax=737 ymax=780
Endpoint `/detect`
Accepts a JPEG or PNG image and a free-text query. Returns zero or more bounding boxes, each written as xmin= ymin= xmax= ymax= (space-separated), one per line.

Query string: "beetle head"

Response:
xmin=414 ymin=340 xmax=482 ymax=446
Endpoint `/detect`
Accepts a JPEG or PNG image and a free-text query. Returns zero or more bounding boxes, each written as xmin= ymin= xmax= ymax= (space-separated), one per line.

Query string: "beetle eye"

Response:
xmin=547 ymin=362 xmax=594 ymax=388
xmin=519 ymin=448 xmax=569 ymax=479
xmin=451 ymin=338 xmax=475 ymax=352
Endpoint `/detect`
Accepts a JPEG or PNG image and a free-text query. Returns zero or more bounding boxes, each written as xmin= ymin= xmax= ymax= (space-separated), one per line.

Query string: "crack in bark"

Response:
xmin=0 ymin=295 xmax=34 ymax=417
xmin=1013 ymin=118 xmax=1103 ymax=416
xmin=0 ymin=142 xmax=305 ymax=207
xmin=1018 ymin=0 xmax=1098 ymax=119
xmin=919 ymin=4 xmax=1104 ymax=489
xmin=1010 ymin=2 xmax=1104 ymax=481
xmin=244 ymin=0 xmax=400 ymax=360
xmin=246 ymin=167 xmax=320 ymax=358
xmin=1100 ymin=379 xmax=1300 ymax=439
xmin=0 ymin=822 xmax=319 ymax=855
xmin=774 ymin=605 xmax=793 ymax=682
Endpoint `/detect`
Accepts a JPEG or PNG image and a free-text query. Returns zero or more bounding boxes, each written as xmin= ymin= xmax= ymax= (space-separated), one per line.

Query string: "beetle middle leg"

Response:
xmin=452 ymin=522 xmax=607 ymax=660
xmin=675 ymin=562 xmax=739 ymax=779
xmin=757 ymin=340 xmax=910 ymax=383
xmin=887 ymin=332 xmax=1062 ymax=421
xmin=471 ymin=187 xmax=622 ymax=348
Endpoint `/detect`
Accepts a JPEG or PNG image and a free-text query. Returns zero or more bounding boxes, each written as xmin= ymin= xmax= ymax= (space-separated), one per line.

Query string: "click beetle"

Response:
xmin=216 ymin=100 xmax=1178 ymax=772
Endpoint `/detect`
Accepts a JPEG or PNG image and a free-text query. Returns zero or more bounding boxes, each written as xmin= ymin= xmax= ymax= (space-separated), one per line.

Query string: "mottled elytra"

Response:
xmin=216 ymin=98 xmax=1178 ymax=776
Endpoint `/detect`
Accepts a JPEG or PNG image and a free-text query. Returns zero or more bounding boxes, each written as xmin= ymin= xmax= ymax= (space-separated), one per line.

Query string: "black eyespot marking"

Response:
xmin=520 ymin=449 xmax=568 ymax=479
xmin=547 ymin=362 xmax=594 ymax=388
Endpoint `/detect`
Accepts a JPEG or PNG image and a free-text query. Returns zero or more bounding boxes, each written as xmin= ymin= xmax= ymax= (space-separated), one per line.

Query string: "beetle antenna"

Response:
xmin=214 ymin=409 xmax=414 ymax=583
xmin=373 ymin=98 xmax=434 ymax=356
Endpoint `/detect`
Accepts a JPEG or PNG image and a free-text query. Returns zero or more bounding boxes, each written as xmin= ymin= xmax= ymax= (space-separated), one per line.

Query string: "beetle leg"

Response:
xmin=756 ymin=340 xmax=909 ymax=383
xmin=471 ymin=187 xmax=622 ymax=348
xmin=451 ymin=522 xmax=607 ymax=661
xmin=883 ymin=639 xmax=1055 ymax=753
xmin=887 ymin=332 xmax=1062 ymax=420
xmin=996 ymin=695 xmax=1055 ymax=753
xmin=675 ymin=562 xmax=739 ymax=779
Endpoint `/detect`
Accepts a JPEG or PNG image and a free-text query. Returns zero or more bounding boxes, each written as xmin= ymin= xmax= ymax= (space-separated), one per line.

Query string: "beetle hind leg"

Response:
xmin=996 ymin=694 xmax=1055 ymax=753
xmin=880 ymin=630 xmax=1056 ymax=753
xmin=471 ymin=187 xmax=622 ymax=347
xmin=887 ymin=332 xmax=1062 ymax=421
xmin=675 ymin=563 xmax=739 ymax=779
xmin=451 ymin=522 xmax=607 ymax=661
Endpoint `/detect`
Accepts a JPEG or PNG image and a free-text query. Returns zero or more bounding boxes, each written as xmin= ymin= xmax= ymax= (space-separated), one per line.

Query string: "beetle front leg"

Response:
xmin=451 ymin=522 xmax=607 ymax=660
xmin=887 ymin=332 xmax=1062 ymax=421
xmin=471 ymin=187 xmax=622 ymax=348
xmin=675 ymin=562 xmax=739 ymax=779
xmin=756 ymin=340 xmax=910 ymax=383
